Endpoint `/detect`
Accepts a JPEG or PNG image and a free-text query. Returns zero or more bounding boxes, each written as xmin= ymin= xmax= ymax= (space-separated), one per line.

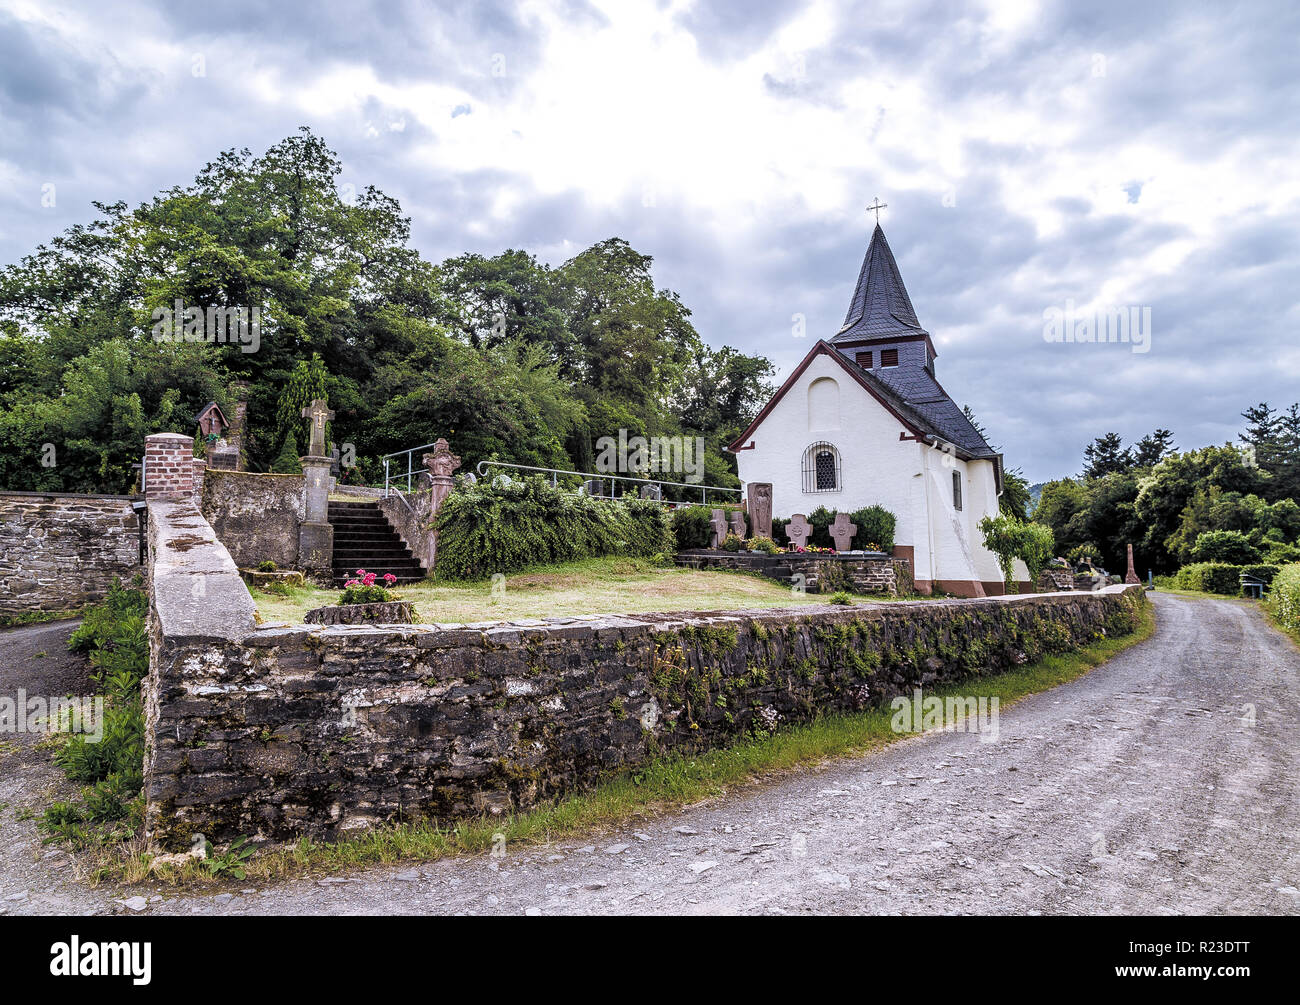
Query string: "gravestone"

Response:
xmin=830 ymin=512 xmax=857 ymax=552
xmin=748 ymin=482 xmax=773 ymax=540
xmin=786 ymin=513 xmax=811 ymax=549
xmin=729 ymin=510 xmax=748 ymax=540
xmin=640 ymin=483 xmax=663 ymax=500
xmin=709 ymin=509 xmax=728 ymax=548
xmin=583 ymin=478 xmax=605 ymax=497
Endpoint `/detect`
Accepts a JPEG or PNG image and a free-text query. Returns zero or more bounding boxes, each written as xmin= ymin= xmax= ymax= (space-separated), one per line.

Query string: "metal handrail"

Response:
xmin=381 ymin=442 xmax=443 ymax=495
xmin=475 ymin=459 xmax=741 ymax=505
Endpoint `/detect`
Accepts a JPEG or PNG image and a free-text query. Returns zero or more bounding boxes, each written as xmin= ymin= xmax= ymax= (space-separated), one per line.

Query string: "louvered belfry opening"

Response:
xmin=803 ymin=441 xmax=841 ymax=493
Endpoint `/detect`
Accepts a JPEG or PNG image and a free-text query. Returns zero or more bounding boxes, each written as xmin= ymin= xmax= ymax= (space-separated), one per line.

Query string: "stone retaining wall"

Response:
xmin=0 ymin=491 xmax=142 ymax=613
xmin=142 ymin=501 xmax=1147 ymax=849
xmin=675 ymin=549 xmax=911 ymax=595
xmin=200 ymin=470 xmax=305 ymax=570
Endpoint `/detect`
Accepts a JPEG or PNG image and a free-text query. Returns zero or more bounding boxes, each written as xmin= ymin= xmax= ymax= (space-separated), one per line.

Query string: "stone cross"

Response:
xmin=709 ymin=509 xmax=728 ymax=548
xmin=301 ymin=399 xmax=334 ymax=458
xmin=830 ymin=512 xmax=857 ymax=552
xmin=421 ymin=438 xmax=462 ymax=479
xmin=786 ymin=513 xmax=811 ymax=549
xmin=729 ymin=510 xmax=748 ymax=540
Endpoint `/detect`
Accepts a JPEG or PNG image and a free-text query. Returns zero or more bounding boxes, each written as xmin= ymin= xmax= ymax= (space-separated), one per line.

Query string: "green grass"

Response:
xmin=251 ymin=555 xmax=897 ymax=624
xmin=98 ymin=597 xmax=1156 ymax=888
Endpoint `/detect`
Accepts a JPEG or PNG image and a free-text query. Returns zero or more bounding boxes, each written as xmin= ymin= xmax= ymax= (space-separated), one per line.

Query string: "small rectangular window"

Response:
xmin=855 ymin=350 xmax=873 ymax=368
xmin=953 ymin=470 xmax=963 ymax=511
xmin=881 ymin=348 xmax=899 ymax=367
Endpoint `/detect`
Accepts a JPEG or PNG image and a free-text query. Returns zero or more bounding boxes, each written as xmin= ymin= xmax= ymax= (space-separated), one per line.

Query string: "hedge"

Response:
xmin=435 ymin=476 xmax=673 ymax=579
xmin=1172 ymin=562 xmax=1281 ymax=595
xmin=669 ymin=502 xmax=896 ymax=552
xmin=1266 ymin=564 xmax=1300 ymax=635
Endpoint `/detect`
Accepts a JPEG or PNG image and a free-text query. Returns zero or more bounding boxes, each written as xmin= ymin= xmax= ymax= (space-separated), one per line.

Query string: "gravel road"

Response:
xmin=3 ymin=591 xmax=1297 ymax=916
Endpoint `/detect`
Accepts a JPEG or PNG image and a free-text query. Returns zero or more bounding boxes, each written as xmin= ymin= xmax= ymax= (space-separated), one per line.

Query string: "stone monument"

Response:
xmin=728 ymin=509 xmax=748 ymax=540
xmin=748 ymin=482 xmax=773 ymax=540
xmin=297 ymin=399 xmax=335 ymax=579
xmin=708 ymin=508 xmax=728 ymax=548
xmin=830 ymin=512 xmax=857 ymax=552
xmin=786 ymin=513 xmax=811 ymax=549
xmin=421 ymin=438 xmax=462 ymax=570
xmin=1124 ymin=543 xmax=1140 ymax=585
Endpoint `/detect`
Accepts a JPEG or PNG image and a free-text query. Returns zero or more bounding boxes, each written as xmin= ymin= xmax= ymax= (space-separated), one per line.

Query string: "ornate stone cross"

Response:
xmin=728 ymin=510 xmax=748 ymax=540
xmin=830 ymin=512 xmax=857 ymax=552
xmin=301 ymin=399 xmax=334 ymax=458
xmin=786 ymin=513 xmax=811 ymax=549
xmin=422 ymin=438 xmax=462 ymax=479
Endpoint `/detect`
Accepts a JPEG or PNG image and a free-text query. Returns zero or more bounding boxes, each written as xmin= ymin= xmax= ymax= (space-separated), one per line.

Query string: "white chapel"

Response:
xmin=728 ymin=220 xmax=1027 ymax=596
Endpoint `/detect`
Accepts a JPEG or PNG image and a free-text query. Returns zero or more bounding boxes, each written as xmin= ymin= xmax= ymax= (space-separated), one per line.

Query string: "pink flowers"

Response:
xmin=343 ymin=569 xmax=397 ymax=588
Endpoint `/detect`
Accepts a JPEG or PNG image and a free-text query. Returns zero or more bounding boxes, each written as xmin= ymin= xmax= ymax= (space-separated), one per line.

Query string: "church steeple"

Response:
xmin=833 ymin=223 xmax=926 ymax=342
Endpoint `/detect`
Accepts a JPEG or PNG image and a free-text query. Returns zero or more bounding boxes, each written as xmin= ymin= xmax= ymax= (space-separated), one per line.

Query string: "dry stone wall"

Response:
xmin=142 ymin=503 xmax=1147 ymax=850
xmin=0 ymin=491 xmax=141 ymax=613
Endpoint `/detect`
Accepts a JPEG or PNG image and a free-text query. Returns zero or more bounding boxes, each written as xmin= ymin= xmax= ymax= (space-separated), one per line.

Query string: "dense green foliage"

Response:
xmin=1172 ymin=563 xmax=1249 ymax=595
xmin=978 ymin=514 xmax=1055 ymax=593
xmin=800 ymin=505 xmax=896 ymax=551
xmin=0 ymin=129 xmax=774 ymax=494
xmin=45 ymin=578 xmax=149 ymax=842
xmin=1034 ymin=410 xmax=1300 ymax=575
xmin=434 ymin=476 xmax=673 ymax=579
xmin=1266 ymin=564 xmax=1300 ymax=636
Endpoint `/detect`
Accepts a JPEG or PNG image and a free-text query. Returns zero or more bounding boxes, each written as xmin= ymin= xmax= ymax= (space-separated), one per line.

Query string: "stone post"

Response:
xmin=297 ymin=399 xmax=335 ymax=579
xmin=421 ymin=438 xmax=461 ymax=570
xmin=143 ymin=433 xmax=196 ymax=500
xmin=191 ymin=458 xmax=206 ymax=505
xmin=1124 ymin=543 xmax=1140 ymax=585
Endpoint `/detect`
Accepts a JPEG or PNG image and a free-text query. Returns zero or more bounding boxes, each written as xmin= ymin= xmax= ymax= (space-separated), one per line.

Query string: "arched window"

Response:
xmin=802 ymin=441 xmax=842 ymax=493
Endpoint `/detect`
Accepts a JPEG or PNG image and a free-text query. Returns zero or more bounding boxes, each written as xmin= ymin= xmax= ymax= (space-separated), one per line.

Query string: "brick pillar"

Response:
xmin=143 ymin=433 xmax=196 ymax=500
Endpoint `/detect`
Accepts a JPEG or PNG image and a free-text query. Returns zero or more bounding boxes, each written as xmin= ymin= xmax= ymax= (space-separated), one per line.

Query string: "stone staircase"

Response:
xmin=327 ymin=500 xmax=426 ymax=588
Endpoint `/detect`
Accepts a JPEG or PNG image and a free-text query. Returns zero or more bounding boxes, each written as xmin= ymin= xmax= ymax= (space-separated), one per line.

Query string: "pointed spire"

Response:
xmin=835 ymin=223 xmax=925 ymax=341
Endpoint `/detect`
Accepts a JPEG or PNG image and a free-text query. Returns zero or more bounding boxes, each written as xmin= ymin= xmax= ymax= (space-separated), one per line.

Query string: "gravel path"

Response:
xmin=3 ymin=592 xmax=1297 ymax=915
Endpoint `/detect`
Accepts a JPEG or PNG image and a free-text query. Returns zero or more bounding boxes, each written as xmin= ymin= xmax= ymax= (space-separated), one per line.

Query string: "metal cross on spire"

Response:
xmin=866 ymin=197 xmax=888 ymax=224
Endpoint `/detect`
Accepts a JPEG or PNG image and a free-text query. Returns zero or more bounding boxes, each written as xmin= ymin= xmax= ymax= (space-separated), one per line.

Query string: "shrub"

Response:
xmin=978 ymin=515 xmax=1055 ymax=593
xmin=721 ymin=532 xmax=743 ymax=552
xmin=1173 ymin=562 xmax=1242 ymax=595
xmin=435 ymin=475 xmax=673 ymax=579
xmin=68 ymin=576 xmax=147 ymax=654
xmin=847 ymin=505 xmax=896 ymax=551
xmin=670 ymin=506 xmax=713 ymax=550
xmin=828 ymin=591 xmax=853 ymax=605
xmin=1191 ymin=529 xmax=1261 ymax=565
xmin=746 ymin=536 xmax=780 ymax=555
xmin=1267 ymin=564 xmax=1300 ymax=635
xmin=256 ymin=560 xmax=278 ymax=573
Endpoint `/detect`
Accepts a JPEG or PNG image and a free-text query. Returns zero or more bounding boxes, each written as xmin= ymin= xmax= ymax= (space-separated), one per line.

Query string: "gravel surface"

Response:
xmin=2 ymin=592 xmax=1297 ymax=916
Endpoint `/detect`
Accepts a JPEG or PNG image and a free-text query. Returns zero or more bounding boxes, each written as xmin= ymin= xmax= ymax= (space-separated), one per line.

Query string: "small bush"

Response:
xmin=847 ymin=505 xmax=896 ymax=552
xmin=721 ymin=532 xmax=743 ymax=552
xmin=828 ymin=591 xmax=853 ymax=605
xmin=1173 ymin=562 xmax=1242 ymax=595
xmin=746 ymin=536 xmax=780 ymax=555
xmin=670 ymin=506 xmax=713 ymax=550
xmin=256 ymin=560 xmax=278 ymax=573
xmin=1267 ymin=564 xmax=1300 ymax=635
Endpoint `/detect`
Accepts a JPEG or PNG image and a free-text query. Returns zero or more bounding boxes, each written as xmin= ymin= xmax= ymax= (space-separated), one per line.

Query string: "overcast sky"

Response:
xmin=2 ymin=0 xmax=1297 ymax=481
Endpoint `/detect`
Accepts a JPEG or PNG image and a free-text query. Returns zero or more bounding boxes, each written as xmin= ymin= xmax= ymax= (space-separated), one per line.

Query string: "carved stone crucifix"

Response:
xmin=301 ymin=399 xmax=334 ymax=458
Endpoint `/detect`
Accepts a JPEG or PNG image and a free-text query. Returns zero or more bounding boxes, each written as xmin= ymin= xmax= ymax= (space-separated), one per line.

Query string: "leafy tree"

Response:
xmin=1132 ymin=428 xmax=1175 ymax=468
xmin=1190 ymin=529 xmax=1261 ymax=565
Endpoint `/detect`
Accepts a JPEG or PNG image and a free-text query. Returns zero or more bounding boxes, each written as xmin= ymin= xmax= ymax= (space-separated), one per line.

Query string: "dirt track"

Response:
xmin=2 ymin=592 xmax=1297 ymax=915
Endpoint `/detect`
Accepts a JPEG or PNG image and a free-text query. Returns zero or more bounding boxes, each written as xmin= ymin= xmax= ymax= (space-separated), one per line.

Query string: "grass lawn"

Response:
xmin=252 ymin=556 xmax=863 ymax=624
xmin=89 ymin=595 xmax=1156 ymax=887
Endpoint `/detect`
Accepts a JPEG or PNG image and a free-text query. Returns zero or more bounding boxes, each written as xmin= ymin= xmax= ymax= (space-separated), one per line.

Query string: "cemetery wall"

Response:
xmin=200 ymin=470 xmax=304 ymax=570
xmin=0 ymin=490 xmax=141 ymax=613
xmin=142 ymin=498 xmax=1147 ymax=848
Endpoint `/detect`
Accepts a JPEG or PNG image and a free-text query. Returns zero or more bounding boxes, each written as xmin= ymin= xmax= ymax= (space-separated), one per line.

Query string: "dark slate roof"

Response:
xmin=832 ymin=223 xmax=927 ymax=342
xmin=832 ymin=347 xmax=998 ymax=460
